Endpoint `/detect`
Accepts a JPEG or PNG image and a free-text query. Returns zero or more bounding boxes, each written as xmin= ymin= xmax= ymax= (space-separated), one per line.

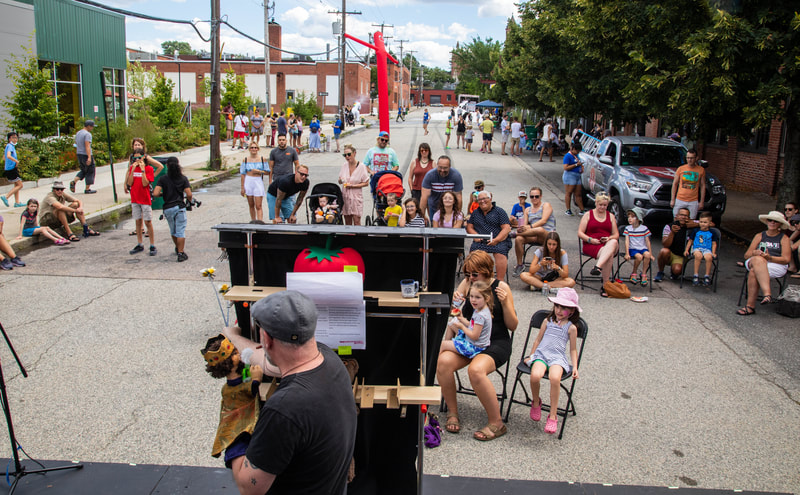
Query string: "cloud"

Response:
xmin=282 ymin=6 xmax=310 ymax=25
xmin=406 ymin=40 xmax=452 ymax=69
xmin=446 ymin=22 xmax=475 ymax=42
xmin=477 ymin=0 xmax=517 ymax=19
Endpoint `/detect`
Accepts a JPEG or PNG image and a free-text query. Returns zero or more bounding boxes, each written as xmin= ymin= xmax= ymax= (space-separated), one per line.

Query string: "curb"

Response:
xmin=8 ymin=167 xmax=236 ymax=253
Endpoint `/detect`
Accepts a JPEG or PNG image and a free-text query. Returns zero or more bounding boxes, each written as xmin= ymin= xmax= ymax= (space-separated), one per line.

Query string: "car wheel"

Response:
xmin=610 ymin=194 xmax=625 ymax=226
xmin=581 ymin=187 xmax=593 ymax=209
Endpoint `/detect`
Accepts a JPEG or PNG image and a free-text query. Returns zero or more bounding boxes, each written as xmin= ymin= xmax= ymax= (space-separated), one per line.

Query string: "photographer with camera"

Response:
xmin=153 ymin=157 xmax=194 ymax=262
xmin=125 ymin=138 xmax=164 ymax=256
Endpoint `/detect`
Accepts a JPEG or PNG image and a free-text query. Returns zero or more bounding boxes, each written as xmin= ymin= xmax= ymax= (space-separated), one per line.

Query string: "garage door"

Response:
xmin=430 ymin=95 xmax=441 ymax=105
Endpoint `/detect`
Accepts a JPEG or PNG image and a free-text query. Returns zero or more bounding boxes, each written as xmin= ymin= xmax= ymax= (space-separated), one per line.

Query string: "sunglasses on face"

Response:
xmin=249 ymin=147 xmax=259 ymax=150
xmin=379 ymin=138 xmax=388 ymax=143
xmin=464 ymin=272 xmax=481 ymax=278
xmin=298 ymin=172 xmax=309 ymax=178
xmin=530 ymin=195 xmax=541 ymax=198
xmin=342 ymin=153 xmax=352 ymax=157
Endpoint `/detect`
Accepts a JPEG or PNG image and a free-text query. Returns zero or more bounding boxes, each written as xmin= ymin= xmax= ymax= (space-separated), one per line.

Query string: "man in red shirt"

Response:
xmin=125 ymin=139 xmax=164 ymax=256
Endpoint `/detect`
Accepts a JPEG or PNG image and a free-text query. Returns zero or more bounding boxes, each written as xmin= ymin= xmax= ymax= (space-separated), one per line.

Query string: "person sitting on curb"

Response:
xmin=0 ymin=214 xmax=25 ymax=270
xmin=39 ymin=181 xmax=100 ymax=242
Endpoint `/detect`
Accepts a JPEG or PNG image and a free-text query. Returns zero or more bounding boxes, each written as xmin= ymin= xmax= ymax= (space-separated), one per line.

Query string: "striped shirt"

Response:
xmin=624 ymin=224 xmax=651 ymax=251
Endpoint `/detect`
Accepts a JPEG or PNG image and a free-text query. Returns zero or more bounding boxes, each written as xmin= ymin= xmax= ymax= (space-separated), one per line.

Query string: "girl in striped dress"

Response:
xmin=524 ymin=287 xmax=581 ymax=434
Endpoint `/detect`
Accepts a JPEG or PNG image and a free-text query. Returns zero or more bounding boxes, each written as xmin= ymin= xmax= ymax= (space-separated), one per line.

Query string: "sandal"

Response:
xmin=629 ymin=274 xmax=639 ymax=284
xmin=760 ymin=295 xmax=773 ymax=305
xmin=445 ymin=414 xmax=461 ymax=434
xmin=600 ymin=291 xmax=609 ymax=298
xmin=55 ymin=238 xmax=68 ymax=245
xmin=84 ymin=228 xmax=100 ymax=236
xmin=736 ymin=306 xmax=756 ymax=316
xmin=67 ymin=234 xmax=80 ymax=242
xmin=640 ymin=274 xmax=648 ymax=287
xmin=473 ymin=423 xmax=507 ymax=441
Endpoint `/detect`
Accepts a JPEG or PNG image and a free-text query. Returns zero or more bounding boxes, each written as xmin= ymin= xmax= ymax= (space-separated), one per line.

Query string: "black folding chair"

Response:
xmin=737 ymin=265 xmax=789 ymax=306
xmin=453 ymin=329 xmax=515 ymax=414
xmin=576 ymin=238 xmax=602 ymax=290
xmin=679 ymin=227 xmax=721 ymax=292
xmin=615 ymin=252 xmax=654 ymax=293
xmin=503 ymin=310 xmax=588 ymax=439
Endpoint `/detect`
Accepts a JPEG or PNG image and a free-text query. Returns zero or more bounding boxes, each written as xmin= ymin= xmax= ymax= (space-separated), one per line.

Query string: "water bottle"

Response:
xmin=542 ymin=283 xmax=549 ymax=296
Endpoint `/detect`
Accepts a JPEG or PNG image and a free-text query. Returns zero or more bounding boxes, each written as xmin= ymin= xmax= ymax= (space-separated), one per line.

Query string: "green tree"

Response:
xmin=220 ymin=68 xmax=249 ymax=113
xmin=451 ymin=37 xmax=502 ymax=100
xmin=2 ymin=42 xmax=66 ymax=138
xmin=161 ymin=40 xmax=195 ymax=56
xmin=149 ymin=75 xmax=182 ymax=128
xmin=495 ymin=18 xmax=543 ymax=111
xmin=281 ymin=91 xmax=323 ymax=123
xmin=638 ymin=4 xmax=800 ymax=204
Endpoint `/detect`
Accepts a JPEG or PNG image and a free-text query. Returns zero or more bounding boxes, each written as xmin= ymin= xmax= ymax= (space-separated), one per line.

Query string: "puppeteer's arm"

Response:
xmin=223 ymin=326 xmax=281 ymax=377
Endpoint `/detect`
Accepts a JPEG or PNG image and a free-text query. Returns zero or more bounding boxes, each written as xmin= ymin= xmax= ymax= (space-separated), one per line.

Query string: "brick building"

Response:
xmin=410 ymin=89 xmax=456 ymax=107
xmin=135 ymin=23 xmax=372 ymax=115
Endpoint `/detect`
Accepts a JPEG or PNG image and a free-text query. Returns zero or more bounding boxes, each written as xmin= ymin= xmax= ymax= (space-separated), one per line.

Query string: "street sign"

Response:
xmin=319 ymin=92 xmax=329 ymax=96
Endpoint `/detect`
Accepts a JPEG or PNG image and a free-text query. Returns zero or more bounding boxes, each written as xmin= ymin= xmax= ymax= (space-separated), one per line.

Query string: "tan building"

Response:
xmin=133 ymin=23 xmax=372 ymax=115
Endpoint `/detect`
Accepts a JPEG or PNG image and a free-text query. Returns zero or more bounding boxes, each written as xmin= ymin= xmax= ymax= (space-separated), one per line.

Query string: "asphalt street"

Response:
xmin=0 ymin=110 xmax=797 ymax=493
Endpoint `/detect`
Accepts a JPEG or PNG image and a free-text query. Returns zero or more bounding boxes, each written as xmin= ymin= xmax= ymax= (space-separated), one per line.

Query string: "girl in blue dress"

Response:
xmin=524 ymin=287 xmax=581 ymax=434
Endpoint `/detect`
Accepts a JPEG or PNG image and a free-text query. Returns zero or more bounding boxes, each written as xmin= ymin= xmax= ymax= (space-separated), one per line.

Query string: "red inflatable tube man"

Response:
xmin=344 ymin=31 xmax=398 ymax=135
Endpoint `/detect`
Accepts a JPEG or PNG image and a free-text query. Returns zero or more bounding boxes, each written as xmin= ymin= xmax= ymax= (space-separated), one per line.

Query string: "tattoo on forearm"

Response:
xmin=243 ymin=458 xmax=250 ymax=468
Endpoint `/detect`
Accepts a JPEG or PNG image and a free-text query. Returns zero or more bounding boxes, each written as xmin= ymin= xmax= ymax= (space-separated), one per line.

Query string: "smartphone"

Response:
xmin=544 ymin=257 xmax=553 ymax=261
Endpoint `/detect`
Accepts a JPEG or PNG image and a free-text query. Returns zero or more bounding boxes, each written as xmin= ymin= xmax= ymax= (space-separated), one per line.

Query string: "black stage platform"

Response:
xmin=0 ymin=459 xmax=785 ymax=495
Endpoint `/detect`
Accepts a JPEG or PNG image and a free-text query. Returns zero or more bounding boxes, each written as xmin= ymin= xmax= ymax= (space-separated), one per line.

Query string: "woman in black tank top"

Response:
xmin=737 ymin=211 xmax=791 ymax=315
xmin=437 ymin=251 xmax=519 ymax=441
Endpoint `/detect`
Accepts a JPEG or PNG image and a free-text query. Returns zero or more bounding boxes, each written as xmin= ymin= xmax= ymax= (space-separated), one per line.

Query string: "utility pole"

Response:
xmin=263 ymin=1 xmax=272 ymax=115
xmin=406 ymin=49 xmax=416 ymax=106
xmin=397 ymin=39 xmax=408 ymax=109
xmin=209 ymin=0 xmax=221 ymax=170
xmin=371 ymin=22 xmax=394 ymax=35
xmin=329 ymin=6 xmax=361 ymax=127
xmin=419 ymin=66 xmax=424 ymax=108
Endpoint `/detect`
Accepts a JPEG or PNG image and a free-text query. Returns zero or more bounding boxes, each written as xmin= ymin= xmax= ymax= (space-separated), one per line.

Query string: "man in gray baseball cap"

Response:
xmin=232 ymin=290 xmax=357 ymax=495
xmin=70 ymin=120 xmax=97 ymax=194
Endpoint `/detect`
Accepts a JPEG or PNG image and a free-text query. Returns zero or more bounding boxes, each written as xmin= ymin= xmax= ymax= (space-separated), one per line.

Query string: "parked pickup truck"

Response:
xmin=576 ymin=133 xmax=727 ymax=226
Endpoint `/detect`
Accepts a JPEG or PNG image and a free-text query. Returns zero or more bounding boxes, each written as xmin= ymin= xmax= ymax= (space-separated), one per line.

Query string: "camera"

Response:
xmin=185 ymin=198 xmax=202 ymax=211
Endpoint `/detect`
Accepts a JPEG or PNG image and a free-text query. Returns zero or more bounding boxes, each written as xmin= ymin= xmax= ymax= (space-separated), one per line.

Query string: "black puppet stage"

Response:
xmin=0 ymin=459 xmax=783 ymax=495
xmin=215 ymin=223 xmax=464 ymax=495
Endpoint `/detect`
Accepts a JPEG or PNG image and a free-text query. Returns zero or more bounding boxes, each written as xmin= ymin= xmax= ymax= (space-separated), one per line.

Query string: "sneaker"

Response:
xmin=0 ymin=196 xmax=8 ymax=207
xmin=130 ymin=244 xmax=144 ymax=254
xmin=0 ymin=259 xmax=13 ymax=270
xmin=84 ymin=190 xmax=97 ymax=194
xmin=69 ymin=181 xmax=76 ymax=193
xmin=149 ymin=245 xmax=157 ymax=256
xmin=578 ymin=210 xmax=586 ymax=215
xmin=544 ymin=417 xmax=558 ymax=434
xmin=13 ymin=202 xmax=25 ymax=208
xmin=692 ymin=275 xmax=700 ymax=286
xmin=565 ymin=210 xmax=573 ymax=216
xmin=654 ymin=271 xmax=664 ymax=282
xmin=703 ymin=275 xmax=711 ymax=286
xmin=10 ymin=257 xmax=25 ymax=267
xmin=513 ymin=264 xmax=525 ymax=277
xmin=177 ymin=252 xmax=188 ymax=262
xmin=670 ymin=273 xmax=680 ymax=281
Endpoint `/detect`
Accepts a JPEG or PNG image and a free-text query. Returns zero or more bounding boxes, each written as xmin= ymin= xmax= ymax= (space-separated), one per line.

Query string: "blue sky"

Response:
xmin=109 ymin=0 xmax=517 ymax=69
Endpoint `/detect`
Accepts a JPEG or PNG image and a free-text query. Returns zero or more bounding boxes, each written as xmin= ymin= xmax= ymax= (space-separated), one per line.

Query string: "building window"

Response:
xmin=103 ymin=68 xmax=126 ymax=121
xmin=738 ymin=126 xmax=769 ymax=154
xmin=706 ymin=128 xmax=728 ymax=147
xmin=447 ymin=94 xmax=452 ymax=101
xmin=39 ymin=60 xmax=82 ymax=136
xmin=286 ymin=90 xmax=295 ymax=103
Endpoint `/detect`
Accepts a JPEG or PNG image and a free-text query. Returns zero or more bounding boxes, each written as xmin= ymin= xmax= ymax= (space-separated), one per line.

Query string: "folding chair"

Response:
xmin=503 ymin=310 xmax=588 ymax=439
xmin=447 ymin=329 xmax=516 ymax=415
xmin=737 ymin=265 xmax=789 ymax=306
xmin=678 ymin=227 xmax=721 ymax=292
xmin=521 ymin=241 xmax=542 ymax=270
xmin=615 ymin=252 xmax=654 ymax=293
xmin=576 ymin=237 xmax=602 ymax=290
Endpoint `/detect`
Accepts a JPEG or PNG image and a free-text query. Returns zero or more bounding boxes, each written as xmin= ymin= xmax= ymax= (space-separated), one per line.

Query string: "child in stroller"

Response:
xmin=314 ymin=196 xmax=339 ymax=224
xmin=305 ymin=182 xmax=344 ymax=225
xmin=366 ymin=170 xmax=405 ymax=226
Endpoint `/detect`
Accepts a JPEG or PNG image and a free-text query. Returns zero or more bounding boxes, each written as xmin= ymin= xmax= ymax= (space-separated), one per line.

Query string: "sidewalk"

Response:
xmin=0 ymin=122 xmax=367 ymax=251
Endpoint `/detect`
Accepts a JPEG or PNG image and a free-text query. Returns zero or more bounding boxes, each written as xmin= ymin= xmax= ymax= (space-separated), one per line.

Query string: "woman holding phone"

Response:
xmin=520 ymin=231 xmax=575 ymax=290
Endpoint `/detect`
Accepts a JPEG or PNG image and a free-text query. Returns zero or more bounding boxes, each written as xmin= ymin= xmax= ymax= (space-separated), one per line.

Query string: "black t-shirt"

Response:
xmin=267 ymin=173 xmax=309 ymax=197
xmin=665 ymin=224 xmax=689 ymax=256
xmin=246 ymin=344 xmax=357 ymax=495
xmin=156 ymin=175 xmax=190 ymax=210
